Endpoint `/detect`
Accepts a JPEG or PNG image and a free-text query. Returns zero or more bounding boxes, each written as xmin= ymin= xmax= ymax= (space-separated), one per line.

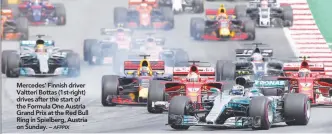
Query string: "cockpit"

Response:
xmin=251 ymin=53 xmax=263 ymax=62
xmin=35 ymin=39 xmax=47 ymax=52
xmin=298 ymin=68 xmax=311 ymax=77
xmin=139 ymin=66 xmax=151 ymax=76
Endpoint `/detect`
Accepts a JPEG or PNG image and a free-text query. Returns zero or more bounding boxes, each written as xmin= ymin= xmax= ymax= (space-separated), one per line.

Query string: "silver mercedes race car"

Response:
xmin=1 ymin=39 xmax=80 ymax=78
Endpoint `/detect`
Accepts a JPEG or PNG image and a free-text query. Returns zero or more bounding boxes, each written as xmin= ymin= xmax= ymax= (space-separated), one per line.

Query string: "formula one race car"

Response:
xmin=234 ymin=0 xmax=293 ymax=27
xmin=1 ymin=36 xmax=80 ymax=77
xmin=160 ymin=48 xmax=190 ymax=67
xmin=113 ymin=0 xmax=174 ymax=30
xmin=83 ymin=28 xmax=133 ymax=65
xmin=147 ymin=61 xmax=221 ymax=113
xmin=277 ymin=57 xmax=332 ymax=105
xmin=216 ymin=43 xmax=283 ymax=81
xmin=158 ymin=0 xmax=204 ymax=14
xmin=166 ymin=79 xmax=310 ymax=130
xmin=190 ymin=8 xmax=255 ymax=41
xmin=101 ymin=55 xmax=172 ymax=106
xmin=17 ymin=0 xmax=66 ymax=25
xmin=1 ymin=9 xmax=29 ymax=40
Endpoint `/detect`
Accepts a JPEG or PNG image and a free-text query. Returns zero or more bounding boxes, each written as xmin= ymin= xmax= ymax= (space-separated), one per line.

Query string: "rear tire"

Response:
xmin=16 ymin=17 xmax=29 ymax=40
xmin=192 ymin=0 xmax=204 ymax=13
xmin=83 ymin=39 xmax=98 ymax=61
xmin=244 ymin=20 xmax=255 ymax=40
xmin=235 ymin=5 xmax=247 ymax=18
xmin=216 ymin=60 xmax=235 ymax=81
xmin=191 ymin=18 xmax=205 ymax=40
xmin=101 ymin=75 xmax=119 ymax=106
xmin=282 ymin=6 xmax=293 ymax=27
xmin=147 ymin=80 xmax=165 ymax=113
xmin=54 ymin=3 xmax=66 ymax=25
xmin=114 ymin=7 xmax=128 ymax=27
xmin=66 ymin=53 xmax=80 ymax=77
xmin=161 ymin=7 xmax=174 ymax=30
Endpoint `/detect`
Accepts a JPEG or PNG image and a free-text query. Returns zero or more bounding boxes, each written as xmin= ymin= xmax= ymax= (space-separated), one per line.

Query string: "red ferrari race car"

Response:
xmin=101 ymin=55 xmax=172 ymax=106
xmin=190 ymin=7 xmax=255 ymax=41
xmin=278 ymin=57 xmax=332 ymax=105
xmin=113 ymin=0 xmax=174 ymax=30
xmin=147 ymin=61 xmax=223 ymax=113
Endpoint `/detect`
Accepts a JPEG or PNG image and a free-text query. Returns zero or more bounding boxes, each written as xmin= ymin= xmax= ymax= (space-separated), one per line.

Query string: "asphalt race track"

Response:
xmin=2 ymin=0 xmax=332 ymax=133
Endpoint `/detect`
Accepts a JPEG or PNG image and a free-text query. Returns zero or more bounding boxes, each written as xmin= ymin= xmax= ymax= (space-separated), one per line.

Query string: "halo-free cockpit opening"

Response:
xmin=142 ymin=61 xmax=148 ymax=67
xmin=190 ymin=66 xmax=197 ymax=72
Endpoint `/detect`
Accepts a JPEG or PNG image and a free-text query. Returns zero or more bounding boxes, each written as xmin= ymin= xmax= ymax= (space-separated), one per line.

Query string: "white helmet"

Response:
xmin=187 ymin=72 xmax=199 ymax=82
xmin=231 ymin=85 xmax=245 ymax=95
xmin=252 ymin=53 xmax=263 ymax=61
xmin=299 ymin=68 xmax=311 ymax=77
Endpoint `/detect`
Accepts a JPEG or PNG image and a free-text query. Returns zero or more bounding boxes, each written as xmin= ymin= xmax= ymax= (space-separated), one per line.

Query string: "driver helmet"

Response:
xmin=299 ymin=68 xmax=311 ymax=77
xmin=218 ymin=13 xmax=228 ymax=20
xmin=231 ymin=85 xmax=245 ymax=95
xmin=187 ymin=72 xmax=199 ymax=82
xmin=140 ymin=67 xmax=151 ymax=76
xmin=252 ymin=53 xmax=263 ymax=62
xmin=261 ymin=0 xmax=268 ymax=8
xmin=35 ymin=44 xmax=46 ymax=52
xmin=146 ymin=37 xmax=156 ymax=48
xmin=140 ymin=3 xmax=148 ymax=8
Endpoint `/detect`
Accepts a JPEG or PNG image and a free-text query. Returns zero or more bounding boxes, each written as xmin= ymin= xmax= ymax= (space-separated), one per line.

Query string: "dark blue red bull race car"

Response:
xmin=18 ymin=0 xmax=66 ymax=25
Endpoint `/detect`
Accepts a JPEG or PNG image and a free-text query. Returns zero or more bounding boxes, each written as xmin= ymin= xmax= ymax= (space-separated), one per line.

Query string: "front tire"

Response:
xmin=101 ymin=75 xmax=119 ymax=106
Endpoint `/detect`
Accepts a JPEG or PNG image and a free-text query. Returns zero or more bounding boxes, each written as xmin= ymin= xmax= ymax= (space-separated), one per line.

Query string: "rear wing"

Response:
xmin=133 ymin=37 xmax=165 ymax=45
xmin=235 ymin=49 xmax=273 ymax=57
xmin=254 ymin=80 xmax=288 ymax=88
xmin=128 ymin=0 xmax=156 ymax=6
xmin=1 ymin=9 xmax=13 ymax=18
xmin=100 ymin=28 xmax=132 ymax=35
xmin=173 ymin=67 xmax=215 ymax=76
xmin=20 ymin=40 xmax=54 ymax=48
xmin=283 ymin=62 xmax=324 ymax=72
xmin=205 ymin=9 xmax=234 ymax=16
xmin=124 ymin=61 xmax=164 ymax=70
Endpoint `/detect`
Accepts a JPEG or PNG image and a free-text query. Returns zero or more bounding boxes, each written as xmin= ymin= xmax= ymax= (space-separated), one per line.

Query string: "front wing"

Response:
xmin=201 ymin=32 xmax=249 ymax=41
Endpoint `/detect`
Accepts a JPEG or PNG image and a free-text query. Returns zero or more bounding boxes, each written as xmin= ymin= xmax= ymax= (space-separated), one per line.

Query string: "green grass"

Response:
xmin=307 ymin=0 xmax=332 ymax=48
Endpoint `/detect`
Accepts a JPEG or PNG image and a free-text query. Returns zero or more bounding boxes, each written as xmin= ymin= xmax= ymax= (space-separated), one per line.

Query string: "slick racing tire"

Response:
xmin=282 ymin=6 xmax=293 ymax=27
xmin=88 ymin=43 xmax=102 ymax=65
xmin=192 ymin=0 xmax=204 ymax=13
xmin=243 ymin=20 xmax=255 ymax=40
xmin=147 ymin=80 xmax=166 ymax=114
xmin=16 ymin=17 xmax=29 ymax=40
xmin=54 ymin=3 xmax=66 ymax=25
xmin=191 ymin=17 xmax=205 ymax=40
xmin=190 ymin=17 xmax=202 ymax=37
xmin=249 ymin=96 xmax=273 ymax=130
xmin=235 ymin=5 xmax=247 ymax=18
xmin=66 ymin=53 xmax=80 ymax=77
xmin=114 ymin=7 xmax=128 ymax=27
xmin=5 ymin=52 xmax=20 ymax=78
xmin=2 ymin=50 xmax=17 ymax=74
xmin=216 ymin=60 xmax=235 ymax=81
xmin=83 ymin=39 xmax=98 ymax=61
xmin=161 ymin=7 xmax=174 ymax=30
xmin=284 ymin=93 xmax=310 ymax=125
xmin=101 ymin=75 xmax=119 ymax=106
xmin=168 ymin=96 xmax=192 ymax=130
